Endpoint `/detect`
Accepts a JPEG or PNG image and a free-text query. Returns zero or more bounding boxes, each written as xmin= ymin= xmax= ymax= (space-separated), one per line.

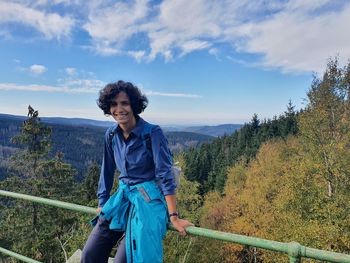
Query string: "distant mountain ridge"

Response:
xmin=183 ymin=124 xmax=242 ymax=137
xmin=0 ymin=113 xmax=115 ymax=127
xmin=0 ymin=113 xmax=242 ymax=137
xmin=0 ymin=114 xmax=213 ymax=179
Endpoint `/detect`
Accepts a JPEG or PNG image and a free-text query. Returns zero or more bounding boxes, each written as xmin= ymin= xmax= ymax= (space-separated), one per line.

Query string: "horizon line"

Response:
xmin=0 ymin=112 xmax=246 ymax=126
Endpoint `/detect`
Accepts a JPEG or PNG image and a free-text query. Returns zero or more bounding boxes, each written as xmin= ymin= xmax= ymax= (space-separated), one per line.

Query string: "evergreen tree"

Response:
xmin=183 ymin=106 xmax=298 ymax=195
xmin=83 ymin=162 xmax=100 ymax=204
xmin=0 ymin=107 xmax=80 ymax=262
xmin=282 ymin=100 xmax=298 ymax=137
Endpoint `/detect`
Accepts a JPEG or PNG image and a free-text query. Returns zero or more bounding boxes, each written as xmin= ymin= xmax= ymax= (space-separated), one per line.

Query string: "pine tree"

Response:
xmin=83 ymin=162 xmax=100 ymax=204
xmin=282 ymin=100 xmax=298 ymax=137
xmin=0 ymin=106 xmax=80 ymax=262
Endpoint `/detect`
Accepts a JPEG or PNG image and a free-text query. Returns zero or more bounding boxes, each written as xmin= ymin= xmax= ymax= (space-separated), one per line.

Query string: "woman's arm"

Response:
xmin=96 ymin=127 xmax=117 ymax=213
xmin=165 ymin=194 xmax=194 ymax=236
xmin=151 ymin=126 xmax=194 ymax=235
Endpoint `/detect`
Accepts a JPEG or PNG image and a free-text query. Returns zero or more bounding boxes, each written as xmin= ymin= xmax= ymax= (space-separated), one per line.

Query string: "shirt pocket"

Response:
xmin=127 ymin=141 xmax=150 ymax=165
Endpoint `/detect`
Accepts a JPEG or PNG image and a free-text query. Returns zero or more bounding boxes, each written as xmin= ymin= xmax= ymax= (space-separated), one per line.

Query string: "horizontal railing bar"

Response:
xmin=172 ymin=225 xmax=289 ymax=253
xmin=0 ymin=189 xmax=96 ymax=214
xmin=0 ymin=247 xmax=42 ymax=263
xmin=1 ymin=189 xmax=350 ymax=263
xmin=305 ymin=247 xmax=350 ymax=263
xmin=176 ymin=226 xmax=350 ymax=263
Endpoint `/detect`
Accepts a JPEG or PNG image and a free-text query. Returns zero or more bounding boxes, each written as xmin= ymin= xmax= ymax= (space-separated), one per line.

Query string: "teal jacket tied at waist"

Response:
xmin=93 ymin=180 xmax=168 ymax=263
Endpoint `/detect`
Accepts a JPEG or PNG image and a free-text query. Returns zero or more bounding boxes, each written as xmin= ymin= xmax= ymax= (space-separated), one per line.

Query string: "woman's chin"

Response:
xmin=117 ymin=118 xmax=130 ymax=125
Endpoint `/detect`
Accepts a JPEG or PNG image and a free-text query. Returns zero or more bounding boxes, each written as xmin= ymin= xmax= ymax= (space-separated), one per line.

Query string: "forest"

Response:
xmin=0 ymin=117 xmax=213 ymax=180
xmin=0 ymin=58 xmax=350 ymax=262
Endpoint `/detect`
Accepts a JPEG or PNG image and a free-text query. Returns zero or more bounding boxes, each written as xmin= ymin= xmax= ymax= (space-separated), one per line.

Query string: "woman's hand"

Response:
xmin=165 ymin=194 xmax=194 ymax=236
xmin=96 ymin=207 xmax=102 ymax=215
xmin=170 ymin=216 xmax=194 ymax=236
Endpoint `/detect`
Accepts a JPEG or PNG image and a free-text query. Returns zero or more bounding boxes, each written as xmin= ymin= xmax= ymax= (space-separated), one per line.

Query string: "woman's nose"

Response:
xmin=111 ymin=104 xmax=119 ymax=113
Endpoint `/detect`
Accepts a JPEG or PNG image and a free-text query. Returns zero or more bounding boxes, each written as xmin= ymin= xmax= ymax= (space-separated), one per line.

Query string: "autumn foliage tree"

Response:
xmin=195 ymin=58 xmax=350 ymax=262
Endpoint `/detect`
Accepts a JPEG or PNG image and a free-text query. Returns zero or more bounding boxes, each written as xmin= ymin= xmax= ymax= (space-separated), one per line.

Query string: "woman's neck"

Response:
xmin=119 ymin=116 xmax=137 ymax=139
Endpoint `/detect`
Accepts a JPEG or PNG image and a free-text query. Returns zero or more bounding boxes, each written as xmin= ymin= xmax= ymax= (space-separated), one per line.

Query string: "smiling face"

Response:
xmin=110 ymin=91 xmax=136 ymax=127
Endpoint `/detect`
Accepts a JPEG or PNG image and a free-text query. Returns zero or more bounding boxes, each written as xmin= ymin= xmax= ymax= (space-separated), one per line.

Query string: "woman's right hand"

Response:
xmin=96 ymin=207 xmax=102 ymax=215
xmin=170 ymin=217 xmax=194 ymax=236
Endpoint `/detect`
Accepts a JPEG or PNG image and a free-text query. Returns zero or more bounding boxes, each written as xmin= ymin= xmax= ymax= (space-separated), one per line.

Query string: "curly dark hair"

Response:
xmin=97 ymin=80 xmax=148 ymax=115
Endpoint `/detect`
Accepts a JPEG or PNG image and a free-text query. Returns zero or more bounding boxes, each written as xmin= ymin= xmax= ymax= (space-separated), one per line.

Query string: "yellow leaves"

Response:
xmin=199 ymin=131 xmax=350 ymax=261
xmin=200 ymin=191 xmax=225 ymax=229
xmin=197 ymin=59 xmax=350 ymax=260
xmin=224 ymin=163 xmax=247 ymax=196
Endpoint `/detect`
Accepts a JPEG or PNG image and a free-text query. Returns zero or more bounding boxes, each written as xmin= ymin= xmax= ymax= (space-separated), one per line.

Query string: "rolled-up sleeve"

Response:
xmin=97 ymin=127 xmax=117 ymax=207
xmin=151 ymin=126 xmax=176 ymax=196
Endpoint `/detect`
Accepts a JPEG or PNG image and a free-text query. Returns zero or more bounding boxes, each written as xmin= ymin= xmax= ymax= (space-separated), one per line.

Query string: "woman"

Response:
xmin=81 ymin=80 xmax=193 ymax=263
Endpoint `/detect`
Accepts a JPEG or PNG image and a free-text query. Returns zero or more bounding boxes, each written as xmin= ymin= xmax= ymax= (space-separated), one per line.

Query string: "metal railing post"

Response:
xmin=287 ymin=241 xmax=305 ymax=263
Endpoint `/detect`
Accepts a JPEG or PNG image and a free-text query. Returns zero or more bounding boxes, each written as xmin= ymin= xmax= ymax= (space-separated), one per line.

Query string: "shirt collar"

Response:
xmin=116 ymin=115 xmax=145 ymax=138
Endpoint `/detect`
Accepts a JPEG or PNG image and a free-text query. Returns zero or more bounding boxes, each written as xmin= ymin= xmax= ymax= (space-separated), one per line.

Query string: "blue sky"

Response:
xmin=0 ymin=0 xmax=349 ymax=125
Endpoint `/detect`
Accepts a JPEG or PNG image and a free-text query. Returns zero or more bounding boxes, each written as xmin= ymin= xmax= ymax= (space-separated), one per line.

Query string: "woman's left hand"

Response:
xmin=170 ymin=217 xmax=194 ymax=236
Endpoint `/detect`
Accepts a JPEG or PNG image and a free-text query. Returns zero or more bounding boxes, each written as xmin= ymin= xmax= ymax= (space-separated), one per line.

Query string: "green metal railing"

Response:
xmin=1 ymin=189 xmax=350 ymax=263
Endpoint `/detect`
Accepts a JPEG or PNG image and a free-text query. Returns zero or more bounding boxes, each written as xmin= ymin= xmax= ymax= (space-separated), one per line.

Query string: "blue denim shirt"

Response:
xmin=97 ymin=117 xmax=176 ymax=207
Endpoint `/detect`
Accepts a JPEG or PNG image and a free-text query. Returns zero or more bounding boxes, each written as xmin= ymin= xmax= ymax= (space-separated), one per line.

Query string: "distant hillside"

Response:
xmin=183 ymin=124 xmax=242 ymax=137
xmin=0 ymin=115 xmax=213 ymax=180
xmin=0 ymin=113 xmax=114 ymax=127
xmin=0 ymin=114 xmax=242 ymax=137
xmin=41 ymin=117 xmax=115 ymax=127
xmin=165 ymin=131 xmax=213 ymax=152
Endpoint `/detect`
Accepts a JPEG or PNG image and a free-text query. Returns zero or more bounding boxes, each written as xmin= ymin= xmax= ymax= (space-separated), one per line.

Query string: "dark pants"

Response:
xmin=81 ymin=217 xmax=126 ymax=263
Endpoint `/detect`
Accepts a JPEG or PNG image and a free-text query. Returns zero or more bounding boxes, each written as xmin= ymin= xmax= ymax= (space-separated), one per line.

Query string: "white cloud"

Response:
xmin=145 ymin=0 xmax=287 ymax=61
xmin=56 ymin=69 xmax=105 ymax=92
xmin=284 ymin=0 xmax=332 ymax=12
xmin=0 ymin=83 xmax=62 ymax=92
xmin=0 ymin=1 xmax=75 ymax=40
xmin=145 ymin=0 xmax=350 ymax=73
xmin=180 ymin=40 xmax=211 ymax=56
xmin=0 ymin=81 xmax=202 ymax=99
xmin=235 ymin=2 xmax=350 ymax=73
xmin=32 ymin=0 xmax=81 ymax=7
xmin=63 ymin=78 xmax=104 ymax=92
xmin=0 ymin=28 xmax=12 ymax=39
xmin=1 ymin=0 xmax=349 ymax=73
xmin=147 ymin=0 xmax=224 ymax=60
xmin=209 ymin=48 xmax=219 ymax=56
xmin=83 ymin=0 xmax=149 ymax=55
xmin=145 ymin=90 xmax=202 ymax=98
xmin=87 ymin=42 xmax=121 ymax=56
xmin=30 ymin=64 xmax=47 ymax=74
xmin=226 ymin=55 xmax=256 ymax=68
xmin=82 ymin=0 xmax=350 ymax=73
xmin=0 ymin=77 xmax=104 ymax=93
xmin=128 ymin=50 xmax=146 ymax=63
xmin=79 ymin=0 xmax=287 ymax=62
xmin=209 ymin=48 xmax=221 ymax=61
xmin=65 ymin=67 xmax=76 ymax=76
